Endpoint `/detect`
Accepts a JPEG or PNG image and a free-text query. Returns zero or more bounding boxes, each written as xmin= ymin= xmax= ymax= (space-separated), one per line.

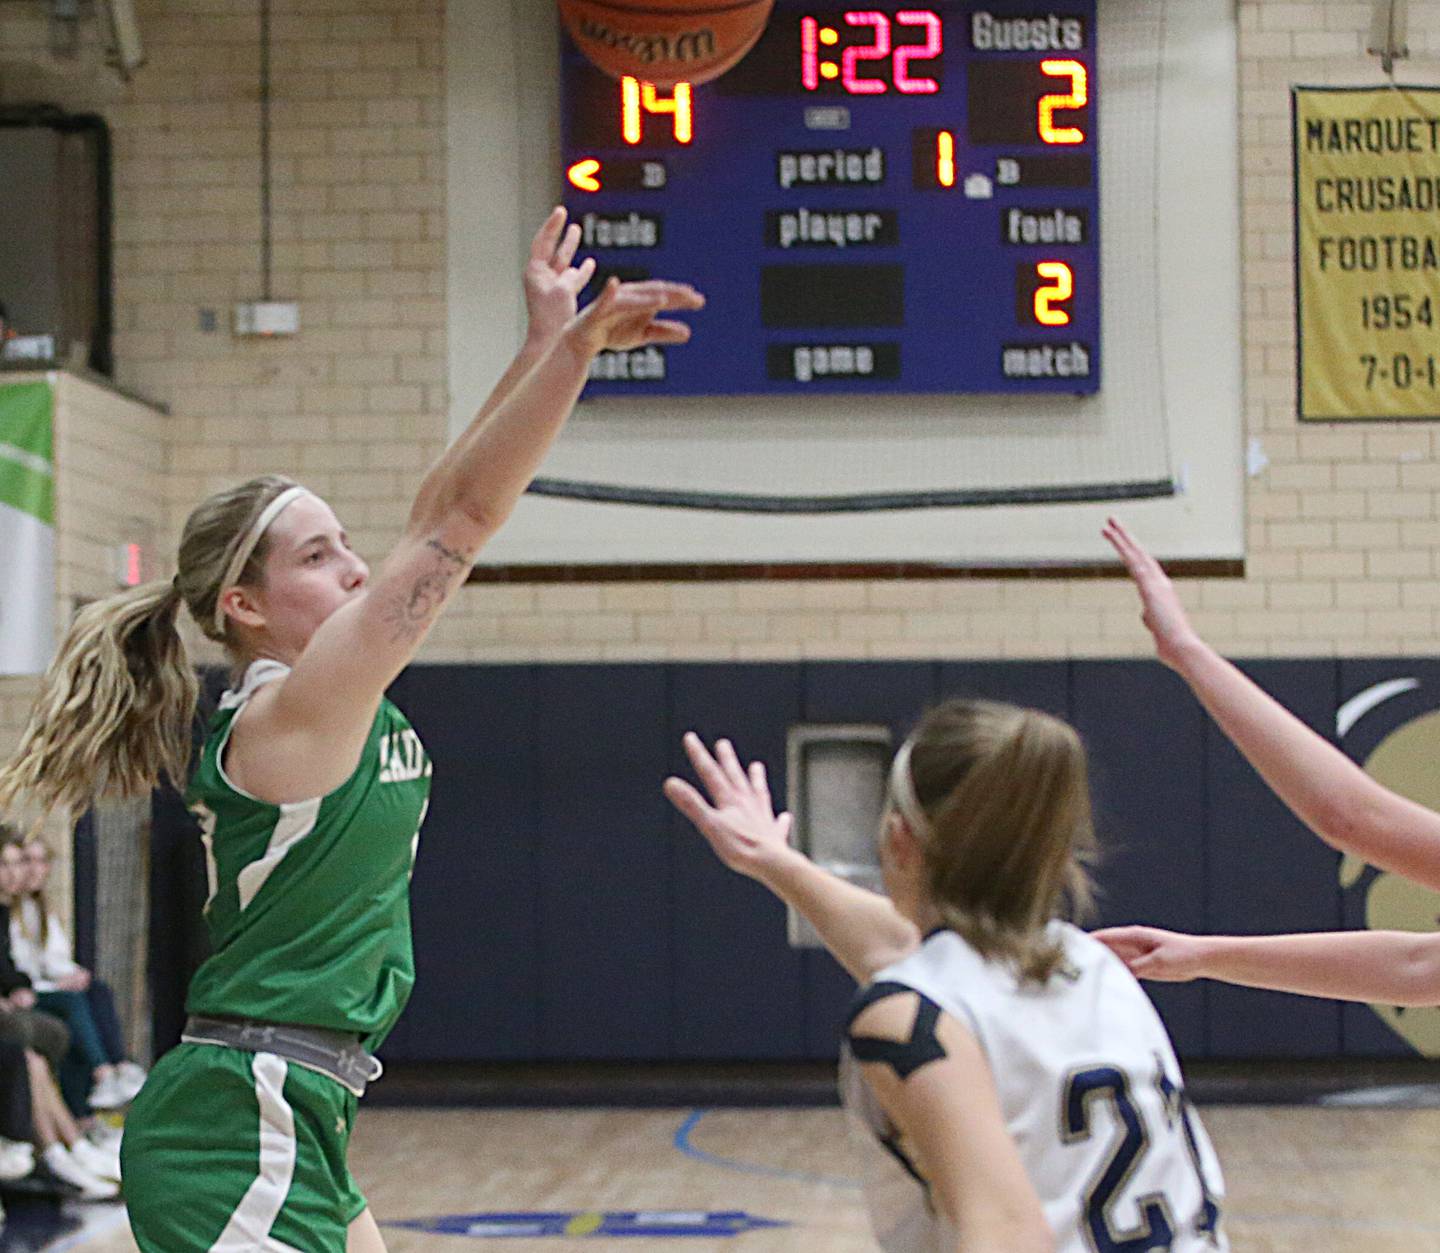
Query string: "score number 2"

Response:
xmin=924 ymin=59 xmax=1088 ymax=185
xmin=1038 ymin=59 xmax=1088 ymax=145
xmin=1017 ymin=261 xmax=1076 ymax=327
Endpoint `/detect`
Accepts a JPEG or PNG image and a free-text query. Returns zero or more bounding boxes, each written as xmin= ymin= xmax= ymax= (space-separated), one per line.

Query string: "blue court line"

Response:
xmin=672 ymin=1109 xmax=860 ymax=1190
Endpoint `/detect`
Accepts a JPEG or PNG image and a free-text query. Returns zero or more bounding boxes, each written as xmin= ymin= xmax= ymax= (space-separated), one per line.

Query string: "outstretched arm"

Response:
xmin=1105 ymin=517 xmax=1440 ymax=892
xmin=245 ymin=223 xmax=702 ymax=799
xmin=663 ymin=734 xmax=920 ymax=983
xmin=1096 ymin=923 xmax=1440 ymax=1006
xmin=474 ymin=207 xmax=598 ymax=423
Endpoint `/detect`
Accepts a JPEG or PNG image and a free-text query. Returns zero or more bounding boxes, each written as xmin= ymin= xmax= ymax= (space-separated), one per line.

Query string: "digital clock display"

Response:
xmin=561 ymin=1 xmax=1100 ymax=396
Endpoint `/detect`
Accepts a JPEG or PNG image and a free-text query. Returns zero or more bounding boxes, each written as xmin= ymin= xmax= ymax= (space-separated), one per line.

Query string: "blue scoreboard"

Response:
xmin=560 ymin=2 xmax=1099 ymax=396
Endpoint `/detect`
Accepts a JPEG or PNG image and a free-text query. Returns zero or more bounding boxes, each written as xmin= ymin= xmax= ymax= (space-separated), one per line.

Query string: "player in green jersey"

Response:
xmin=0 ymin=210 xmax=702 ymax=1251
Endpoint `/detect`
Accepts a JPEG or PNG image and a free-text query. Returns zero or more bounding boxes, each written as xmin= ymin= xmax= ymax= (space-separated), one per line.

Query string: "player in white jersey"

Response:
xmin=666 ymin=703 xmax=1227 ymax=1253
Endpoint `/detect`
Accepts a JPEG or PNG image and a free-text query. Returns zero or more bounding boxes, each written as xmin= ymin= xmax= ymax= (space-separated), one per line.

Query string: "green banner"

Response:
xmin=0 ymin=379 xmax=56 ymax=675
xmin=0 ymin=380 xmax=55 ymax=526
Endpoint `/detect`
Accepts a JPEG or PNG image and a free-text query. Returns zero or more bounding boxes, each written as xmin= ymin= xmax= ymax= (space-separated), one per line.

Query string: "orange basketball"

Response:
xmin=559 ymin=0 xmax=775 ymax=87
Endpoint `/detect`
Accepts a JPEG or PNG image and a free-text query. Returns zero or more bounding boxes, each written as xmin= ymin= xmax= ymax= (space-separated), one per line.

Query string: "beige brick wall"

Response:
xmin=2 ymin=0 xmax=1440 ymax=680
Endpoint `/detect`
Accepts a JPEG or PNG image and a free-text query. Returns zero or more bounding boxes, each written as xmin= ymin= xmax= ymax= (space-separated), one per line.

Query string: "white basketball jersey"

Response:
xmin=840 ymin=925 xmax=1227 ymax=1253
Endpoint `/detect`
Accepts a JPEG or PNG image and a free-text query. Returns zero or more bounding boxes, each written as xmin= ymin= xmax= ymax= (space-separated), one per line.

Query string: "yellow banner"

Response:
xmin=1294 ymin=87 xmax=1440 ymax=420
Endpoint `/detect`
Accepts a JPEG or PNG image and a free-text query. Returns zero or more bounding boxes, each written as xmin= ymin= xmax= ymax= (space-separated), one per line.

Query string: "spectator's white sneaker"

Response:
xmin=0 ymin=1138 xmax=33 ymax=1180
xmin=112 ymin=1062 xmax=147 ymax=1104
xmin=86 ymin=1120 xmax=123 ymax=1152
xmin=68 ymin=1135 xmax=121 ymax=1183
xmin=88 ymin=1074 xmax=128 ymax=1110
xmin=42 ymin=1144 xmax=118 ymax=1200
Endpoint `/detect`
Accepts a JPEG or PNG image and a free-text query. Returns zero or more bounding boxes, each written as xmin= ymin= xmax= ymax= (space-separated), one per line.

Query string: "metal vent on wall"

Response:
xmin=785 ymin=724 xmax=892 ymax=948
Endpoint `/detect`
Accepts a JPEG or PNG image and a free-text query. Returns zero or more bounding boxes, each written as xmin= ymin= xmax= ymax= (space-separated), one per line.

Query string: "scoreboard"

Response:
xmin=560 ymin=2 xmax=1100 ymax=397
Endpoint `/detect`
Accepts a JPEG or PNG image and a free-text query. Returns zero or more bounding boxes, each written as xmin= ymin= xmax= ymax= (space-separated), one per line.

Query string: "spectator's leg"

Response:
xmin=0 ymin=1040 xmax=34 ymax=1144
xmin=33 ymin=994 xmax=105 ymax=1074
xmin=10 ymin=1009 xmax=69 ymax=1071
xmin=23 ymin=1050 xmax=62 ymax=1148
xmin=34 ymin=993 xmax=110 ymax=1115
xmin=85 ymin=980 xmax=127 ymax=1065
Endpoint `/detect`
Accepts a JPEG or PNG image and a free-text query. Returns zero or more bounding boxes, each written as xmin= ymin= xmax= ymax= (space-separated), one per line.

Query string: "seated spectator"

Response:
xmin=0 ymin=1006 xmax=115 ymax=1197
xmin=7 ymin=835 xmax=145 ymax=1111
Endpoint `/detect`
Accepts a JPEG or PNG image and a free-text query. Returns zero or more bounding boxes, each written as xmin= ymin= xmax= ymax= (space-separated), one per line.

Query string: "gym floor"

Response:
xmin=13 ymin=1093 xmax=1440 ymax=1252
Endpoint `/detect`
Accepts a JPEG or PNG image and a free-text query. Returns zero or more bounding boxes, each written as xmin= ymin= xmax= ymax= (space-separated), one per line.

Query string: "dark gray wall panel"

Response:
xmin=385 ymin=665 xmax=541 ymax=1061
xmin=937 ymin=660 xmax=1070 ymax=719
xmin=670 ymin=664 xmax=806 ymax=1058
xmin=1071 ymin=661 xmax=1209 ymax=1056
xmin=537 ymin=665 xmax=671 ymax=1058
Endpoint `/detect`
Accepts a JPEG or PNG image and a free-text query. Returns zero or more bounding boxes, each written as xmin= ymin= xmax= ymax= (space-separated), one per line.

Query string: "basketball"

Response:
xmin=558 ymin=0 xmax=775 ymax=87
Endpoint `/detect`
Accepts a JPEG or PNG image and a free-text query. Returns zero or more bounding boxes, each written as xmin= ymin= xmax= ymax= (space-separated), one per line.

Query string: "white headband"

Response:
xmin=888 ymin=737 xmax=931 ymax=838
xmin=212 ymin=486 xmax=312 ymax=633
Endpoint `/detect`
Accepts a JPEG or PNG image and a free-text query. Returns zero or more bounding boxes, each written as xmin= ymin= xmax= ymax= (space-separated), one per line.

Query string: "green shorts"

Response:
xmin=121 ymin=1042 xmax=366 ymax=1252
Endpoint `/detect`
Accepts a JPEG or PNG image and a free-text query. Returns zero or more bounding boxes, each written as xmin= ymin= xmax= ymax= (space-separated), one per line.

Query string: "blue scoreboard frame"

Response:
xmin=560 ymin=2 xmax=1099 ymax=397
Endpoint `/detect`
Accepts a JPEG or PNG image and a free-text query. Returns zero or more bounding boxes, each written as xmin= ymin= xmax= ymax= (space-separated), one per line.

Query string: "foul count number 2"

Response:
xmin=1035 ymin=261 xmax=1074 ymax=327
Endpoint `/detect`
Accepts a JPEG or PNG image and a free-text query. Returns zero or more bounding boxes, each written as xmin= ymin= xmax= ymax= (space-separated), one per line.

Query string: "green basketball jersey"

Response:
xmin=185 ymin=659 xmax=431 ymax=1049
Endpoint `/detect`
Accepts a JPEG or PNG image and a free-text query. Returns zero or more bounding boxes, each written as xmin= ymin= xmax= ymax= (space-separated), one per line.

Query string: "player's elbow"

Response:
xmin=1313 ymin=788 xmax=1384 ymax=859
xmin=408 ymin=479 xmax=505 ymax=553
xmin=1395 ymin=934 xmax=1440 ymax=1006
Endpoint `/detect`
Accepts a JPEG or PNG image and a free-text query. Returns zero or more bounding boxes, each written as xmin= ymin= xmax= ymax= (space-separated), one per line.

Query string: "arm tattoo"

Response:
xmin=426 ymin=538 xmax=470 ymax=569
xmin=381 ymin=541 xmax=472 ymax=644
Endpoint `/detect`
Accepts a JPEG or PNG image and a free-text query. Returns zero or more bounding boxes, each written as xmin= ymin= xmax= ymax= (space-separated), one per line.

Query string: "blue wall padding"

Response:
xmin=1205 ymin=661 xmax=1343 ymax=1058
xmin=535 ymin=665 xmax=672 ymax=1058
xmin=142 ymin=657 xmax=1433 ymax=1062
xmin=387 ymin=665 xmax=542 ymax=1060
xmin=669 ymin=664 xmax=808 ymax=1058
xmin=938 ymin=660 xmax=1071 ymax=719
xmin=1070 ymin=662 xmax=1209 ymax=1055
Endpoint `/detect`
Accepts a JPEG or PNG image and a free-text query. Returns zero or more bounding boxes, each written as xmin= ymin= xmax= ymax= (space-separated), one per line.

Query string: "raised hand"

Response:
xmin=569 ymin=276 xmax=704 ymax=356
xmin=1102 ymin=516 xmax=1202 ymax=671
xmin=523 ymin=207 xmax=598 ymax=347
xmin=1093 ymin=925 xmax=1208 ymax=983
xmin=663 ymin=733 xmax=795 ymax=882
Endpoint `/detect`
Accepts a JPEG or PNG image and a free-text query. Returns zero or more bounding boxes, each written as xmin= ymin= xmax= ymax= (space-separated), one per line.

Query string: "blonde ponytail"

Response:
xmin=901 ymin=700 xmax=1099 ymax=983
xmin=0 ymin=579 xmax=197 ymax=822
xmin=0 ymin=474 xmax=305 ymax=823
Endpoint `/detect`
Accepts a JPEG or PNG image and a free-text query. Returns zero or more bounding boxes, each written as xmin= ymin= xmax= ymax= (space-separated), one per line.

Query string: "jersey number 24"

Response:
xmin=1062 ymin=1063 xmax=1222 ymax=1252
